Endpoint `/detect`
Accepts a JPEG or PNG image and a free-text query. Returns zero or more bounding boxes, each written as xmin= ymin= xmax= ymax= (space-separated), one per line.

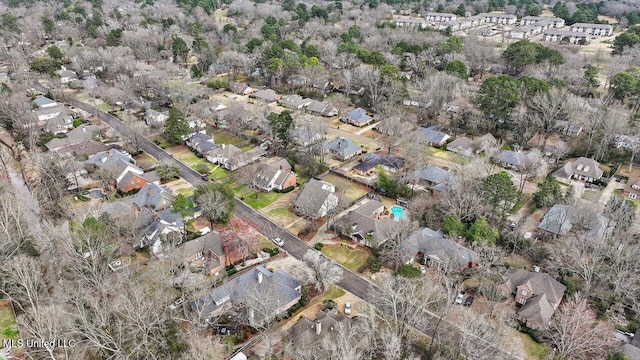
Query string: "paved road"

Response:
xmin=36 ymin=83 xmax=520 ymax=359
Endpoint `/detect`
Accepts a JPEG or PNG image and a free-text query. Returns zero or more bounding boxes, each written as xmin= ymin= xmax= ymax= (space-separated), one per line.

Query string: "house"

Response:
xmin=186 ymin=133 xmax=218 ymax=155
xmin=34 ymin=105 xmax=67 ymax=122
xmin=352 ymin=153 xmax=405 ymax=176
xmin=228 ymin=81 xmax=255 ymax=95
xmin=495 ymin=150 xmax=540 ymax=170
xmin=288 ymin=308 xmax=365 ymax=355
xmin=499 ymin=268 xmax=566 ymax=329
xmin=306 ymin=100 xmax=338 ymax=117
xmin=294 ymin=178 xmax=339 ymax=218
xmin=554 ymin=120 xmax=583 ymax=136
xmin=569 ymin=23 xmax=613 ymax=37
xmin=323 ymin=137 xmax=362 ymax=161
xmin=144 ymin=109 xmax=169 ymax=126
xmin=205 ymin=144 xmax=265 ymax=171
xmin=624 ymin=177 xmax=640 ymax=200
xmin=510 ymin=25 xmax=536 ymax=39
xmin=542 ymin=30 xmax=590 ymax=44
xmin=174 ymin=230 xmax=249 ymax=275
xmin=402 ymin=227 xmax=479 ymax=271
xmin=424 ymin=12 xmax=457 ymax=22
xmin=56 ymin=66 xmax=77 ymax=84
xmin=255 ymin=158 xmax=297 ymax=192
xmin=552 ymin=157 xmax=603 ymax=183
xmin=32 ymin=95 xmax=58 ymax=109
xmin=279 ymin=94 xmax=312 ymax=110
xmin=186 ymin=116 xmax=207 ymax=138
xmin=291 ymin=127 xmax=325 ymax=147
xmin=138 ymin=208 xmax=185 ymax=253
xmin=538 ymin=204 xmax=615 ymax=243
xmin=134 ymin=183 xmax=176 ymax=211
xmin=621 ymin=328 xmax=640 ymax=360
xmin=334 ymin=199 xmax=396 ymax=247
xmin=395 ymin=17 xmax=428 ymax=28
xmin=527 ymin=134 xmax=567 ymax=157
xmin=520 ymin=16 xmax=565 ymax=28
xmin=42 ymin=112 xmax=74 ymax=135
xmin=192 ymin=265 xmax=301 ymax=323
xmin=45 ymin=124 xmax=99 ymax=152
xmin=341 ymin=108 xmax=373 ymax=127
xmin=479 ymin=13 xmax=517 ymax=25
xmin=250 ymin=89 xmax=280 ymax=103
xmin=54 ymin=139 xmax=108 ymax=157
xmin=409 ymin=164 xmax=456 ymax=192
xmin=86 ymin=149 xmax=147 ymax=192
xmin=446 ymin=133 xmax=497 ymax=156
xmin=414 ymin=126 xmax=451 ymax=146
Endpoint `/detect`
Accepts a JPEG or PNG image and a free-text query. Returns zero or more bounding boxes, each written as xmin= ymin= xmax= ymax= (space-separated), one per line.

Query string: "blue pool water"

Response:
xmin=390 ymin=206 xmax=407 ymax=221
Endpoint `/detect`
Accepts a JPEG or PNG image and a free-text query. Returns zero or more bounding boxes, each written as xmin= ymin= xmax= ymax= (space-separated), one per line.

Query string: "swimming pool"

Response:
xmin=390 ymin=206 xmax=407 ymax=221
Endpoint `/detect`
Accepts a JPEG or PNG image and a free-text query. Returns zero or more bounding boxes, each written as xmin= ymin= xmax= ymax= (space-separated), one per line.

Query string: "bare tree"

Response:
xmin=525 ymin=87 xmax=575 ymax=149
xmin=541 ymin=295 xmax=614 ymax=360
xmin=379 ymin=221 xmax=419 ymax=271
xmin=302 ymin=249 xmax=343 ymax=292
xmin=547 ymin=235 xmax=602 ymax=293
xmin=238 ymin=163 xmax=266 ymax=199
xmin=1 ymin=254 xmax=48 ymax=312
xmin=0 ymin=191 xmax=31 ymax=262
xmin=457 ymin=311 xmax=508 ymax=360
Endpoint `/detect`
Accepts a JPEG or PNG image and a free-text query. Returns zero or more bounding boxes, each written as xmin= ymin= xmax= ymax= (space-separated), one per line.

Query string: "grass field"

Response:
xmin=235 ymin=185 xmax=287 ymax=209
xmin=310 ymin=285 xmax=347 ymax=306
xmin=320 ymin=173 xmax=370 ymax=203
xmin=214 ymin=131 xmax=245 ymax=146
xmin=321 ymin=244 xmax=370 ymax=272
xmin=581 ymin=189 xmax=602 ymax=202
xmin=133 ymin=152 xmax=158 ymax=171
xmin=518 ymin=332 xmax=548 ymax=360
xmin=266 ymin=207 xmax=298 ymax=224
xmin=0 ymin=302 xmax=18 ymax=342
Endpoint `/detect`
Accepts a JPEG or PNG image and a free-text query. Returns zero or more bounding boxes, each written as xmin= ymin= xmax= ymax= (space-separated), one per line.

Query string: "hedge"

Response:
xmin=274 ymin=185 xmax=295 ymax=193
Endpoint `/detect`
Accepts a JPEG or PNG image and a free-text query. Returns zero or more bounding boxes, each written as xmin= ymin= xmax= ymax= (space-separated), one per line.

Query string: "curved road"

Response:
xmin=34 ymin=83 xmax=520 ymax=359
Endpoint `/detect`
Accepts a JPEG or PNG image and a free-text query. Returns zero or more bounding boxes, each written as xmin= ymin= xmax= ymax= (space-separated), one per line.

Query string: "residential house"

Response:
xmin=538 ymin=204 xmax=615 ymax=243
xmin=34 ymin=105 xmax=67 ymax=122
xmin=341 ymin=108 xmax=373 ymax=127
xmin=510 ymin=25 xmax=536 ymax=39
xmin=186 ymin=116 xmax=207 ymax=138
xmin=288 ymin=308 xmax=365 ymax=355
xmin=86 ymin=149 xmax=148 ymax=192
xmin=554 ymin=120 xmax=583 ymax=136
xmin=334 ymin=199 xmax=396 ymax=247
xmin=192 ymin=265 xmax=301 ymax=323
xmin=56 ymin=66 xmax=77 ymax=84
xmin=553 ymin=157 xmax=603 ymax=183
xmin=138 ymin=208 xmax=185 ymax=254
xmin=414 ymin=126 xmax=451 ymax=146
xmin=352 ymin=153 xmax=406 ymax=176
xmin=446 ymin=133 xmax=497 ymax=156
xmin=542 ymin=30 xmax=589 ymax=44
xmin=520 ymin=16 xmax=565 ymax=28
xmin=291 ymin=127 xmax=325 ymax=147
xmin=409 ymin=164 xmax=456 ymax=192
xmin=174 ymin=230 xmax=249 ymax=276
xmin=479 ymin=13 xmax=518 ymax=25
xmin=294 ymin=178 xmax=339 ymax=218
xmin=323 ymin=137 xmax=362 ymax=161
xmin=144 ymin=109 xmax=169 ymax=126
xmin=395 ymin=17 xmax=428 ymax=28
xmin=499 ymin=268 xmax=566 ymax=329
xmin=621 ymin=328 xmax=640 ymax=360
xmin=625 ymin=177 xmax=640 ymax=200
xmin=186 ymin=133 xmax=218 ymax=155
xmin=306 ymin=100 xmax=338 ymax=117
xmin=495 ymin=150 xmax=540 ymax=170
xmin=42 ymin=112 xmax=74 ymax=135
xmin=45 ymin=124 xmax=99 ymax=152
xmin=424 ymin=12 xmax=457 ymax=22
xmin=32 ymin=95 xmax=58 ymax=109
xmin=228 ymin=81 xmax=255 ymax=95
xmin=205 ymin=144 xmax=265 ymax=171
xmin=569 ymin=23 xmax=613 ymax=37
xmin=250 ymin=89 xmax=280 ymax=103
xmin=527 ymin=134 xmax=567 ymax=158
xmin=54 ymin=139 xmax=108 ymax=157
xmin=255 ymin=158 xmax=297 ymax=192
xmin=134 ymin=183 xmax=176 ymax=211
xmin=402 ymin=227 xmax=479 ymax=271
xmin=279 ymin=94 xmax=312 ymax=110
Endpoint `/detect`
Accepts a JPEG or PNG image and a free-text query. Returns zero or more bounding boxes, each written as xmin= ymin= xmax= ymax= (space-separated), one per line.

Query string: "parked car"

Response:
xmin=344 ymin=302 xmax=352 ymax=315
xmin=454 ymin=291 xmax=465 ymax=305
xmin=419 ymin=265 xmax=426 ymax=275
xmin=272 ymin=237 xmax=284 ymax=247
xmin=464 ymin=296 xmax=474 ymax=307
xmin=169 ymin=297 xmax=184 ymax=310
xmin=201 ymin=175 xmax=209 ymax=181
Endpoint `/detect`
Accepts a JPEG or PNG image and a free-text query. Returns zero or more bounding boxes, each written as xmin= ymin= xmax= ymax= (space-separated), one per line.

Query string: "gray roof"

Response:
xmin=538 ymin=204 xmax=614 ymax=242
xmin=342 ymin=108 xmax=372 ymax=125
xmin=402 ymin=227 xmax=479 ymax=268
xmin=279 ymin=94 xmax=312 ymax=108
xmin=503 ymin=268 xmax=566 ymax=306
xmin=228 ymin=81 xmax=251 ymax=94
xmin=554 ymin=157 xmax=603 ymax=180
xmin=410 ymin=164 xmax=456 ymax=191
xmin=32 ymin=95 xmax=57 ymax=108
xmin=335 ymin=200 xmax=395 ymax=247
xmin=323 ymin=137 xmax=362 ymax=159
xmin=622 ymin=344 xmax=640 ymax=360
xmin=134 ymin=183 xmax=176 ymax=210
xmin=289 ymin=309 xmax=348 ymax=345
xmin=86 ymin=149 xmax=140 ymax=176
xmin=446 ymin=137 xmax=474 ymax=152
xmin=250 ymin=89 xmax=280 ymax=102
xmin=517 ymin=293 xmax=556 ymax=327
xmin=100 ymin=201 xmax=134 ymax=218
xmin=34 ymin=104 xmax=67 ymax=118
xmin=294 ymin=178 xmax=337 ymax=217
xmin=138 ymin=208 xmax=184 ymax=242
xmin=291 ymin=127 xmax=323 ymax=146
xmin=193 ymin=265 xmax=301 ymax=317
xmin=352 ymin=153 xmax=405 ymax=173
xmin=496 ymin=150 xmax=539 ymax=168
xmin=415 ymin=126 xmax=450 ymax=145
xmin=179 ymin=231 xmax=224 ymax=259
xmin=307 ymin=100 xmax=337 ymax=116
xmin=187 ymin=133 xmax=218 ymax=153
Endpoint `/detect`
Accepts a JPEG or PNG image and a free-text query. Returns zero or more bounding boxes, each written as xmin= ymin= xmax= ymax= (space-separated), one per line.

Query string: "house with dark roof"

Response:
xmin=137 ymin=208 xmax=185 ymax=253
xmin=495 ymin=150 xmax=540 ymax=170
xmin=54 ymin=140 xmax=108 ymax=157
xmin=205 ymin=144 xmax=265 ymax=171
xmin=134 ymin=183 xmax=176 ymax=211
xmin=323 ymin=137 xmax=362 ymax=161
xmin=352 ymin=153 xmax=405 ymax=176
xmin=334 ymin=199 xmax=397 ymax=247
xmin=625 ymin=177 xmax=640 ymax=200
xmin=228 ymin=81 xmax=255 ymax=95
xmin=287 ymin=308 xmax=365 ymax=355
xmin=279 ymin=94 xmax=312 ymax=110
xmin=174 ymin=230 xmax=250 ymax=275
xmin=250 ymin=89 xmax=280 ymax=103
xmin=341 ymin=108 xmax=373 ymax=127
xmin=32 ymin=95 xmax=58 ymax=109
xmin=414 ymin=126 xmax=451 ymax=146
xmin=552 ymin=157 xmax=603 ymax=183
xmin=86 ymin=149 xmax=148 ymax=192
xmin=294 ymin=178 xmax=339 ymax=218
xmin=499 ymin=268 xmax=566 ymax=329
xmin=192 ymin=266 xmax=301 ymax=324
xmin=447 ymin=133 xmax=497 ymax=157
xmin=186 ymin=133 xmax=218 ymax=155
xmin=255 ymin=158 xmax=297 ymax=192
xmin=538 ymin=204 xmax=615 ymax=243
xmin=409 ymin=164 xmax=456 ymax=192
xmin=402 ymin=227 xmax=479 ymax=271
xmin=306 ymin=100 xmax=338 ymax=117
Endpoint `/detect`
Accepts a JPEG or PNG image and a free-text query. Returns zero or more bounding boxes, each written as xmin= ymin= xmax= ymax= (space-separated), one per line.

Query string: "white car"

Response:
xmin=344 ymin=302 xmax=352 ymax=315
xmin=272 ymin=237 xmax=284 ymax=247
xmin=169 ymin=297 xmax=184 ymax=310
xmin=419 ymin=265 xmax=426 ymax=275
xmin=454 ymin=292 xmax=465 ymax=305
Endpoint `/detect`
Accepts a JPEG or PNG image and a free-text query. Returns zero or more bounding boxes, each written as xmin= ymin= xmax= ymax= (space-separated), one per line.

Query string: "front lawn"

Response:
xmin=310 ymin=285 xmax=347 ymax=307
xmin=266 ymin=207 xmax=299 ymax=226
xmin=321 ymin=243 xmax=370 ymax=272
xmin=235 ymin=185 xmax=287 ymax=209
xmin=133 ymin=152 xmax=158 ymax=171
xmin=518 ymin=332 xmax=548 ymax=360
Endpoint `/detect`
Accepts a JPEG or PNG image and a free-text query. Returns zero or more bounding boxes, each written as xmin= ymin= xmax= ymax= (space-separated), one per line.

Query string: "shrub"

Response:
xmin=322 ymin=299 xmax=337 ymax=310
xmin=226 ymin=268 xmax=238 ymax=276
xmin=274 ymin=185 xmax=295 ymax=193
xmin=72 ymin=119 xmax=83 ymax=127
xmin=397 ymin=264 xmax=421 ymax=278
xmin=263 ymin=247 xmax=279 ymax=257
xmin=207 ymin=78 xmax=229 ymax=89
xmin=314 ymin=242 xmax=324 ymax=250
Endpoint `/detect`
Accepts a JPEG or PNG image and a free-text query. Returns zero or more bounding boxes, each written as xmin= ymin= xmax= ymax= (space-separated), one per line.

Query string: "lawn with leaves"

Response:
xmin=321 ymin=244 xmax=370 ymax=272
xmin=518 ymin=332 xmax=548 ymax=360
xmin=0 ymin=302 xmax=18 ymax=342
xmin=214 ymin=131 xmax=244 ymax=146
xmin=319 ymin=173 xmax=370 ymax=203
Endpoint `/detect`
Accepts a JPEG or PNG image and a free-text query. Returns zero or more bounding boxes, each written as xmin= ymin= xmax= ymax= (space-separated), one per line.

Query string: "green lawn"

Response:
xmin=512 ymin=193 xmax=532 ymax=212
xmin=151 ymin=136 xmax=172 ymax=149
xmin=310 ymin=285 xmax=347 ymax=306
xmin=319 ymin=173 xmax=370 ymax=203
xmin=212 ymin=166 xmax=233 ymax=181
xmin=98 ymin=103 xmax=113 ymax=111
xmin=133 ymin=152 xmax=158 ymax=170
xmin=321 ymin=244 xmax=370 ymax=272
xmin=425 ymin=146 xmax=443 ymax=156
xmin=235 ymin=185 xmax=287 ymax=209
xmin=581 ymin=189 xmax=602 ymax=202
xmin=176 ymin=187 xmax=195 ymax=197
xmin=518 ymin=332 xmax=548 ymax=360
xmin=214 ymin=131 xmax=244 ymax=146
xmin=266 ymin=207 xmax=298 ymax=225
xmin=0 ymin=303 xmax=18 ymax=342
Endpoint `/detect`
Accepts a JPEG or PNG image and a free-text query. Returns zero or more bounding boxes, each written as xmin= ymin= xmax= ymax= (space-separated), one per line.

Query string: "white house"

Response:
xmin=424 ymin=12 xmax=457 ymax=22
xmin=569 ymin=23 xmax=613 ymax=37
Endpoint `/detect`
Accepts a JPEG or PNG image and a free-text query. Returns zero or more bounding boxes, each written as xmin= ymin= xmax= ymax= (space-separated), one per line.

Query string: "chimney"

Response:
xmin=147 ymin=187 xmax=152 ymax=196
xmin=152 ymin=213 xmax=158 ymax=221
xmin=257 ymin=271 xmax=263 ymax=284
xmin=315 ymin=320 xmax=321 ymax=335
xmin=279 ymin=165 xmax=283 ymax=170
xmin=82 ymin=126 xmax=86 ymax=133
xmin=337 ymin=140 xmax=342 ymax=148
xmin=351 ymin=222 xmax=358 ymax=231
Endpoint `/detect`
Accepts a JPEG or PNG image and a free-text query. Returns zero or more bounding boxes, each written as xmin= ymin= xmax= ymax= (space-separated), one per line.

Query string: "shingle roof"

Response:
xmin=410 ymin=164 xmax=456 ymax=191
xmin=134 ymin=183 xmax=176 ymax=210
xmin=402 ymin=227 xmax=479 ymax=268
xmin=503 ymin=268 xmax=566 ymax=306
xmin=294 ymin=178 xmax=337 ymax=217
xmin=415 ymin=126 xmax=451 ymax=145
xmin=496 ymin=150 xmax=539 ymax=168
xmin=179 ymin=231 xmax=224 ymax=259
xmin=32 ymin=95 xmax=57 ymax=108
xmin=517 ymin=293 xmax=556 ymax=327
xmin=352 ymin=153 xmax=405 ymax=173
xmin=538 ymin=204 xmax=614 ymax=242
xmin=342 ymin=108 xmax=372 ymax=125
xmin=54 ymin=139 xmax=108 ymax=156
xmin=250 ymin=89 xmax=280 ymax=102
xmin=307 ymin=100 xmax=337 ymax=116
xmin=280 ymin=94 xmax=312 ymax=108
xmin=323 ymin=137 xmax=362 ymax=159
xmin=564 ymin=157 xmax=603 ymax=180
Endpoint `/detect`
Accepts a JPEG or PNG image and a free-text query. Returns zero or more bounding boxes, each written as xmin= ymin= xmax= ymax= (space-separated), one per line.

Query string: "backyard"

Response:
xmin=0 ymin=301 xmax=18 ymax=342
xmin=319 ymin=173 xmax=371 ymax=204
xmin=321 ymin=243 xmax=370 ymax=272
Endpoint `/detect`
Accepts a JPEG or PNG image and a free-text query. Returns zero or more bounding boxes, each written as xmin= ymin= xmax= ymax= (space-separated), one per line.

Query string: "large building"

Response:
xmin=424 ymin=12 xmax=457 ymax=22
xmin=569 ymin=23 xmax=613 ymax=37
xmin=542 ymin=30 xmax=589 ymax=44
xmin=479 ymin=13 xmax=517 ymax=25
xmin=520 ymin=16 xmax=565 ymax=28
